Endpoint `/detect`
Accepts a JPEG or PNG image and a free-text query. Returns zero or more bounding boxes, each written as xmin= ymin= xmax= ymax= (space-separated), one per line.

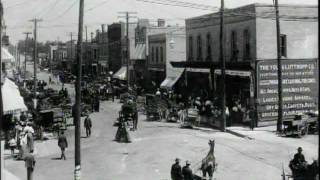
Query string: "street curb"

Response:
xmin=226 ymin=129 xmax=254 ymax=140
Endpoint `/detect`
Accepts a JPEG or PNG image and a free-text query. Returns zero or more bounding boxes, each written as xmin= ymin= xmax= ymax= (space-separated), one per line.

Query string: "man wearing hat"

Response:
xmin=182 ymin=160 xmax=193 ymax=180
xmin=171 ymin=158 xmax=183 ymax=180
xmin=292 ymin=147 xmax=307 ymax=167
xmin=58 ymin=131 xmax=68 ymax=160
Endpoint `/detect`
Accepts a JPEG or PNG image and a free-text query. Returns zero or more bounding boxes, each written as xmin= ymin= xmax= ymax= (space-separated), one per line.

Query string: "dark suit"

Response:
xmin=171 ymin=163 xmax=183 ymax=180
xmin=84 ymin=117 xmax=92 ymax=137
xmin=182 ymin=165 xmax=193 ymax=180
xmin=58 ymin=134 xmax=68 ymax=160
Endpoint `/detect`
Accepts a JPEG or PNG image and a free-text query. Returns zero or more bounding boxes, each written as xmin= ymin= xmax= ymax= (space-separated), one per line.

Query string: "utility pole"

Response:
xmin=118 ymin=11 xmax=137 ymax=89
xmin=23 ymin=32 xmax=31 ymax=80
xmin=68 ymin=32 xmax=76 ymax=62
xmin=29 ymin=18 xmax=42 ymax=109
xmin=75 ymin=0 xmax=84 ymax=179
xmin=0 ymin=1 xmax=3 ymax=179
xmin=274 ymin=0 xmax=283 ymax=133
xmin=219 ymin=0 xmax=226 ymax=131
xmin=85 ymin=25 xmax=88 ymax=43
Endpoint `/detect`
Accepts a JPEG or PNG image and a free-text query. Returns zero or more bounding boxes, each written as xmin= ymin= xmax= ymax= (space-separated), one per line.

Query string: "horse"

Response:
xmin=289 ymin=160 xmax=319 ymax=180
xmin=200 ymin=139 xmax=217 ymax=180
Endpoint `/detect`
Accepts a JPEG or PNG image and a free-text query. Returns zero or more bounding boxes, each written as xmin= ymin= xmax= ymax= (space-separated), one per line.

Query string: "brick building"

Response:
xmin=173 ymin=3 xmax=318 ymax=126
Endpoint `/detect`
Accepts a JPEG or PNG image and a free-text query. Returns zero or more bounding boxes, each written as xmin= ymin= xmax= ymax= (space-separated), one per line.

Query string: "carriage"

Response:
xmin=145 ymin=94 xmax=168 ymax=121
xmin=115 ymin=102 xmax=138 ymax=131
xmin=181 ymin=108 xmax=200 ymax=128
xmin=166 ymin=105 xmax=179 ymax=122
xmin=282 ymin=160 xmax=319 ymax=180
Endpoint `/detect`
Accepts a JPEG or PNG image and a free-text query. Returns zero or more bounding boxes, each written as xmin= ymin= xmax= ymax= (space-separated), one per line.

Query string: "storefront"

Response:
xmin=171 ymin=59 xmax=319 ymax=127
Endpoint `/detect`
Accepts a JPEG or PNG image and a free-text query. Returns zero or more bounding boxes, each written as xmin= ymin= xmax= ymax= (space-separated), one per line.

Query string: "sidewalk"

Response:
xmin=3 ymin=169 xmax=22 ymax=180
xmin=226 ymin=126 xmax=276 ymax=139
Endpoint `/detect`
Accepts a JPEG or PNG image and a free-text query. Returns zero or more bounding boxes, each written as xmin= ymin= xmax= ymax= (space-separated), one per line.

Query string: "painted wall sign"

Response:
xmin=256 ymin=59 xmax=318 ymax=121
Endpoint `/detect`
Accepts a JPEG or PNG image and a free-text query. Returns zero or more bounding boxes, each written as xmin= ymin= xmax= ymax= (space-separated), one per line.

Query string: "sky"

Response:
xmin=2 ymin=0 xmax=318 ymax=44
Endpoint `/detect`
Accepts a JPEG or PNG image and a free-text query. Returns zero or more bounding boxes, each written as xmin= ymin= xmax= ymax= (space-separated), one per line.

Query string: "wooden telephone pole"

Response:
xmin=75 ymin=0 xmax=84 ymax=179
xmin=23 ymin=32 xmax=32 ymax=79
xmin=29 ymin=18 xmax=42 ymax=109
xmin=118 ymin=11 xmax=137 ymax=89
xmin=274 ymin=0 xmax=283 ymax=133
xmin=219 ymin=0 xmax=226 ymax=131
xmin=0 ymin=1 xmax=3 ymax=179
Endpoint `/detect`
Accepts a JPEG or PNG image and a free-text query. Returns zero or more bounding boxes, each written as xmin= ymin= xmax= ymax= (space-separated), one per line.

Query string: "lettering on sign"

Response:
xmin=256 ymin=59 xmax=318 ymax=122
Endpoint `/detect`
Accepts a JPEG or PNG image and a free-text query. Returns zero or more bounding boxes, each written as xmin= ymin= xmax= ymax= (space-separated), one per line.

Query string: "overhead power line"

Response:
xmin=5 ymin=0 xmax=30 ymax=9
xmin=136 ymin=0 xmax=218 ymax=11
xmin=38 ymin=0 xmax=61 ymax=18
xmin=85 ymin=0 xmax=110 ymax=12
xmin=45 ymin=0 xmax=79 ymax=22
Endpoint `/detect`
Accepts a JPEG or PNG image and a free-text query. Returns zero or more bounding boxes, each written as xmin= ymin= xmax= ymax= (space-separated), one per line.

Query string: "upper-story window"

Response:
xmin=231 ymin=30 xmax=238 ymax=62
xmin=156 ymin=47 xmax=159 ymax=63
xmin=197 ymin=35 xmax=202 ymax=61
xmin=160 ymin=47 xmax=164 ymax=62
xmin=280 ymin=34 xmax=287 ymax=57
xmin=151 ymin=47 xmax=154 ymax=63
xmin=188 ymin=36 xmax=193 ymax=61
xmin=243 ymin=29 xmax=251 ymax=60
xmin=94 ymin=49 xmax=98 ymax=59
xmin=206 ymin=33 xmax=212 ymax=61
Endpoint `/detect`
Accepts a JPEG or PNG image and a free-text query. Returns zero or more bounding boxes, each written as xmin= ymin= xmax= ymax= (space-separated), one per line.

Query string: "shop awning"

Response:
xmin=2 ymin=78 xmax=28 ymax=115
xmin=1 ymin=47 xmax=15 ymax=63
xmin=132 ymin=44 xmax=146 ymax=60
xmin=160 ymin=71 xmax=183 ymax=89
xmin=113 ymin=66 xmax=127 ymax=80
xmin=170 ymin=61 xmax=253 ymax=71
xmin=214 ymin=69 xmax=252 ymax=77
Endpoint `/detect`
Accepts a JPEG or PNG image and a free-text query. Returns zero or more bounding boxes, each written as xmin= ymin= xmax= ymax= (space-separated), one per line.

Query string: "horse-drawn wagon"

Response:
xmin=145 ymin=94 xmax=168 ymax=121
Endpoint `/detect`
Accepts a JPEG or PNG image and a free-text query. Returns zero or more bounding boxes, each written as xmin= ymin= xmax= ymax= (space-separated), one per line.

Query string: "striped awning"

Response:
xmin=2 ymin=78 xmax=28 ymax=115
xmin=132 ymin=44 xmax=146 ymax=60
xmin=1 ymin=47 xmax=15 ymax=63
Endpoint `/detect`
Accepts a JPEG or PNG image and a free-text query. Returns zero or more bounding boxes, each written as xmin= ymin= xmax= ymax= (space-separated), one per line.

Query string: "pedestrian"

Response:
xmin=20 ymin=112 xmax=27 ymax=122
xmin=58 ymin=131 xmax=68 ymax=160
xmin=9 ymin=137 xmax=17 ymax=156
xmin=24 ymin=150 xmax=36 ymax=180
xmin=171 ymin=158 xmax=183 ymax=180
xmin=182 ymin=160 xmax=193 ymax=180
xmin=94 ymin=96 xmax=100 ymax=112
xmin=26 ymin=131 xmax=34 ymax=153
xmin=84 ymin=115 xmax=92 ymax=137
xmin=49 ymin=76 xmax=52 ymax=84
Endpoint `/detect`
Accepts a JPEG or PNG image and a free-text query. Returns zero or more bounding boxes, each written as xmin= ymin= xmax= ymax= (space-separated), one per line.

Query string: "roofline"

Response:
xmin=186 ymin=3 xmax=318 ymax=21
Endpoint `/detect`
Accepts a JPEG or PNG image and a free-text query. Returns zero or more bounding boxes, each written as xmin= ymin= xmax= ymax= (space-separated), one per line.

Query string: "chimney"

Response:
xmin=101 ymin=24 xmax=105 ymax=33
xmin=157 ymin=19 xmax=165 ymax=27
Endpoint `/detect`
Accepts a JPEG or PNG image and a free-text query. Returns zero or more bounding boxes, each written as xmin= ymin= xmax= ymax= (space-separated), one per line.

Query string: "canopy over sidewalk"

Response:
xmin=113 ymin=66 xmax=127 ymax=80
xmin=1 ymin=47 xmax=15 ymax=63
xmin=1 ymin=78 xmax=27 ymax=115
